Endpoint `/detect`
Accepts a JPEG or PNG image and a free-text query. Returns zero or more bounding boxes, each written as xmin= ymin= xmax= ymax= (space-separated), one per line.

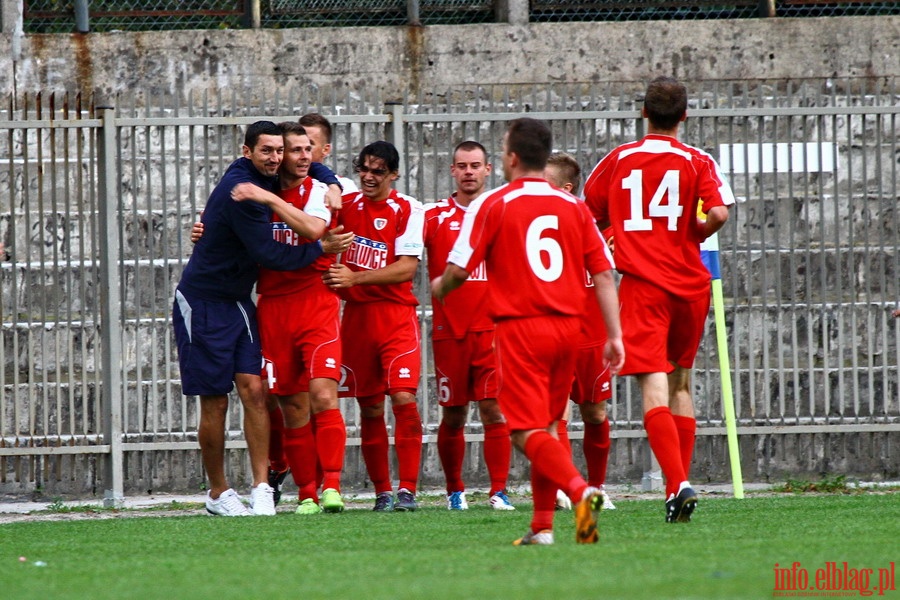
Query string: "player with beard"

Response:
xmin=424 ymin=141 xmax=515 ymax=512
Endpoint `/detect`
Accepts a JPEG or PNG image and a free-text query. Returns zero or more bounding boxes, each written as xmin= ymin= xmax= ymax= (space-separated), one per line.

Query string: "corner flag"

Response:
xmin=701 ymin=227 xmax=745 ymax=499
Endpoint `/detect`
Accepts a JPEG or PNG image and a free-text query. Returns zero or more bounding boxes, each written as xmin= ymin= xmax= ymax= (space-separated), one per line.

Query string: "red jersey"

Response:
xmin=256 ymin=176 xmax=334 ymax=297
xmin=448 ymin=178 xmax=613 ymax=321
xmin=579 ymin=224 xmax=615 ymax=347
xmin=583 ymin=134 xmax=735 ymax=300
xmin=336 ymin=189 xmax=424 ymax=305
xmin=424 ymin=196 xmax=492 ymax=340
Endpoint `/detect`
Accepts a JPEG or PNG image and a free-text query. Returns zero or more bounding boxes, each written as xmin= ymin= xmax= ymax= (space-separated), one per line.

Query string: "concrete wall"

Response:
xmin=0 ymin=16 xmax=897 ymax=99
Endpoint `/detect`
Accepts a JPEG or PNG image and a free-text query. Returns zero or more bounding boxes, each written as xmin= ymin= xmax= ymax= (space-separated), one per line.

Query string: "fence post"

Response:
xmin=495 ymin=0 xmax=529 ymax=25
xmin=385 ymin=101 xmax=407 ymax=195
xmin=96 ymin=93 xmax=125 ymax=508
xmin=74 ymin=0 xmax=89 ymax=33
xmin=244 ymin=0 xmax=261 ymax=28
xmin=758 ymin=0 xmax=776 ymax=17
xmin=407 ymin=0 xmax=420 ymax=26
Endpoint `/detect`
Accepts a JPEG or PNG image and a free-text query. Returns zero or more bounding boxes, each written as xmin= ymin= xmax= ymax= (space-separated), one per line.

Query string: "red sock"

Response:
xmin=310 ymin=416 xmax=324 ymax=491
xmin=583 ymin=419 xmax=610 ymax=488
xmin=523 ymin=430 xmax=587 ymax=505
xmin=530 ymin=469 xmax=556 ymax=533
xmin=269 ymin=404 xmax=288 ymax=472
xmin=438 ymin=421 xmax=465 ymax=493
xmin=313 ymin=409 xmax=346 ymax=493
xmin=556 ymin=419 xmax=572 ymax=456
xmin=644 ymin=406 xmax=687 ymax=498
xmin=360 ymin=413 xmax=391 ymax=494
xmin=392 ymin=402 xmax=423 ymax=493
xmin=483 ymin=421 xmax=511 ymax=495
xmin=284 ymin=423 xmax=317 ymax=501
xmin=672 ymin=414 xmax=697 ymax=480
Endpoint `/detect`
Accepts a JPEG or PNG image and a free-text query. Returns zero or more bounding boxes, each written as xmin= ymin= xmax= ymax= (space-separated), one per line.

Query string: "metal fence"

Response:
xmin=1 ymin=79 xmax=898 ymax=501
xmin=20 ymin=0 xmax=900 ymax=32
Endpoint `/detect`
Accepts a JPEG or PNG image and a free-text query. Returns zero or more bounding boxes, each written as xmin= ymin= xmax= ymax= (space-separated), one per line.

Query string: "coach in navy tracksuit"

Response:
xmin=173 ymin=120 xmax=349 ymax=517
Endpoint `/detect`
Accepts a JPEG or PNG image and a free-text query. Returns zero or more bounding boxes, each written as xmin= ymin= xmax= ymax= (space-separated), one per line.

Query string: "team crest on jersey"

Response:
xmin=373 ymin=218 xmax=388 ymax=230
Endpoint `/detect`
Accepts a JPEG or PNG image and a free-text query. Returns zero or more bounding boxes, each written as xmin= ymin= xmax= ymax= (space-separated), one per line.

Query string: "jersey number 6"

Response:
xmin=526 ymin=215 xmax=563 ymax=282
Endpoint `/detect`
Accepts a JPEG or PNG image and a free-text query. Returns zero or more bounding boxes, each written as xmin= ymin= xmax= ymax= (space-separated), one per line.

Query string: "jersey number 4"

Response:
xmin=622 ymin=169 xmax=683 ymax=232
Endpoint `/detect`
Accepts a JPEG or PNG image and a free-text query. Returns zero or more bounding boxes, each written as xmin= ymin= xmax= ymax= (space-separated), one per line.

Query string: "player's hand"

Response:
xmin=431 ymin=276 xmax=446 ymax=302
xmin=323 ymin=263 xmax=355 ymax=289
xmin=230 ymin=182 xmax=267 ymax=203
xmin=325 ymin=184 xmax=343 ymax=212
xmin=190 ymin=221 xmax=204 ymax=244
xmin=603 ymin=337 xmax=625 ymax=376
xmin=320 ymin=225 xmax=354 ymax=254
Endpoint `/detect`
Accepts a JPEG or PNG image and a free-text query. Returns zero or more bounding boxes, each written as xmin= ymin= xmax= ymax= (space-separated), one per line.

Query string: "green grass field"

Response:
xmin=3 ymin=492 xmax=898 ymax=599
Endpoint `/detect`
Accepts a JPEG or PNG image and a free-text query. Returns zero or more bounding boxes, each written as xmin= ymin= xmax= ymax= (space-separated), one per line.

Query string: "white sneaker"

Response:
xmin=447 ymin=491 xmax=469 ymax=510
xmin=555 ymin=489 xmax=572 ymax=511
xmin=513 ymin=529 xmax=554 ymax=546
xmin=205 ymin=489 xmax=250 ymax=516
xmin=249 ymin=482 xmax=276 ymax=516
xmin=600 ymin=487 xmax=617 ymax=510
xmin=489 ymin=490 xmax=515 ymax=511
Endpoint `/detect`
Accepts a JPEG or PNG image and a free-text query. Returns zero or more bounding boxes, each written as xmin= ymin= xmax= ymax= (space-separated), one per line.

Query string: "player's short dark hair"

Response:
xmin=244 ymin=121 xmax=282 ymax=149
xmin=453 ymin=140 xmax=488 ymax=162
xmin=644 ymin=76 xmax=688 ymax=130
xmin=506 ymin=118 xmax=551 ymax=171
xmin=278 ymin=121 xmax=308 ymax=138
xmin=547 ymin=152 xmax=582 ymax=194
xmin=353 ymin=141 xmax=400 ymax=173
xmin=298 ymin=113 xmax=333 ymax=143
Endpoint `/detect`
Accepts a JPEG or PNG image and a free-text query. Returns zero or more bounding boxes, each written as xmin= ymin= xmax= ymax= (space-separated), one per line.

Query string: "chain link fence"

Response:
xmin=21 ymin=1 xmax=900 ymax=32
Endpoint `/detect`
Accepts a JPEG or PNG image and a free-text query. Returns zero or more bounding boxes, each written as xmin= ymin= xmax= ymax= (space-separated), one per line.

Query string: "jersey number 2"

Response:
xmin=526 ymin=215 xmax=563 ymax=282
xmin=622 ymin=169 xmax=683 ymax=232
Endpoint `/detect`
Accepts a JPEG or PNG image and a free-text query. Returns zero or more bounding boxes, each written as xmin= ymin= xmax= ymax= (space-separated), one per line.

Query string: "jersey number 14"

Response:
xmin=622 ymin=169 xmax=683 ymax=232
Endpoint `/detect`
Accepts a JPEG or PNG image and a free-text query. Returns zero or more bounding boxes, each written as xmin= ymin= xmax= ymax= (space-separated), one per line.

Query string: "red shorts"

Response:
xmin=339 ymin=300 xmax=421 ymax=403
xmin=570 ymin=343 xmax=612 ymax=405
xmin=493 ymin=315 xmax=580 ymax=432
xmin=433 ymin=331 xmax=497 ymax=407
xmin=618 ymin=275 xmax=710 ymax=376
xmin=258 ymin=288 xmax=342 ymax=395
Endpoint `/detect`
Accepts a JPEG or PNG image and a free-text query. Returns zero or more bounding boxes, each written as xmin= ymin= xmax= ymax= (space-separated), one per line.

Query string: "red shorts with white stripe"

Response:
xmin=570 ymin=343 xmax=612 ymax=405
xmin=433 ymin=331 xmax=497 ymax=407
xmin=339 ymin=300 xmax=421 ymax=403
xmin=258 ymin=288 xmax=342 ymax=395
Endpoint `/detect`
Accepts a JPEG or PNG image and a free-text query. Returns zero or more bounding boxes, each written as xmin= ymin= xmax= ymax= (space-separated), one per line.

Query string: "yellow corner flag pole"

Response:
xmin=701 ymin=229 xmax=745 ymax=499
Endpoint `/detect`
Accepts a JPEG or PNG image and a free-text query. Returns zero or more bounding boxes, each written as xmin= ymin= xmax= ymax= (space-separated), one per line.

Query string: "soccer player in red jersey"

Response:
xmin=323 ymin=141 xmax=426 ymax=512
xmin=583 ymin=76 xmax=734 ymax=523
xmin=424 ymin=141 xmax=514 ymax=512
xmin=544 ymin=153 xmax=617 ymax=512
xmin=229 ymin=122 xmax=352 ymax=515
xmin=263 ymin=113 xmax=359 ymax=504
xmin=433 ymin=118 xmax=625 ymax=545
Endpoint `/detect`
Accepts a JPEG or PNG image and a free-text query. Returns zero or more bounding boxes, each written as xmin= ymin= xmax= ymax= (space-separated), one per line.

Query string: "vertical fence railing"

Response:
xmin=1 ymin=82 xmax=898 ymax=498
xmin=96 ymin=97 xmax=124 ymax=506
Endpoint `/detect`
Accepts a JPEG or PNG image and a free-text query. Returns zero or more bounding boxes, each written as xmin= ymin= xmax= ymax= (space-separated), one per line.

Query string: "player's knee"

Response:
xmin=441 ymin=405 xmax=467 ymax=428
xmin=580 ymin=402 xmax=607 ymax=424
xmin=478 ymin=399 xmax=505 ymax=425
